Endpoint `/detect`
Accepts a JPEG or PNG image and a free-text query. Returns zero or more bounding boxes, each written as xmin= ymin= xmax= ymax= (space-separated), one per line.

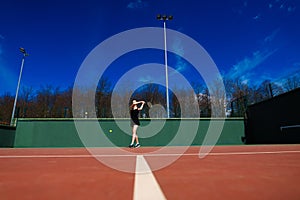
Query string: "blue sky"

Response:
xmin=0 ymin=0 xmax=299 ymax=95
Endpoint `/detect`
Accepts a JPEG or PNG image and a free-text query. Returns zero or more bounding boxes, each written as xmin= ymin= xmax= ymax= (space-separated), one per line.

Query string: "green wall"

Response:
xmin=14 ymin=118 xmax=244 ymax=147
xmin=0 ymin=125 xmax=16 ymax=147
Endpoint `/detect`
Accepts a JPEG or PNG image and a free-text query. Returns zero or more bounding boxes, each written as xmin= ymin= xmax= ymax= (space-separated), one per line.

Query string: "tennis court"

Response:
xmin=1 ymin=144 xmax=300 ymax=200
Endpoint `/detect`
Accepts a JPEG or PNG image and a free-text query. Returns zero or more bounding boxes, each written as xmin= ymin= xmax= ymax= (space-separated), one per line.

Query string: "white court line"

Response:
xmin=0 ymin=155 xmax=125 ymax=158
xmin=0 ymin=150 xmax=300 ymax=159
xmin=134 ymin=155 xmax=166 ymax=200
xmin=280 ymin=125 xmax=300 ymax=131
xmin=205 ymin=150 xmax=300 ymax=156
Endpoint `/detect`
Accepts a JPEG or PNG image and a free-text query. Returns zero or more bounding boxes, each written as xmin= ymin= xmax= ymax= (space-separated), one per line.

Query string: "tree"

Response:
xmin=128 ymin=83 xmax=165 ymax=118
xmin=171 ymin=87 xmax=180 ymax=118
xmin=228 ymin=78 xmax=250 ymax=117
xmin=35 ymin=85 xmax=60 ymax=118
xmin=0 ymin=93 xmax=14 ymax=124
xmin=284 ymin=76 xmax=300 ymax=92
xmin=170 ymin=87 xmax=200 ymax=118
xmin=96 ymin=78 xmax=112 ymax=118
xmin=209 ymin=78 xmax=226 ymax=117
xmin=18 ymin=86 xmax=34 ymax=118
xmin=52 ymin=87 xmax=72 ymax=118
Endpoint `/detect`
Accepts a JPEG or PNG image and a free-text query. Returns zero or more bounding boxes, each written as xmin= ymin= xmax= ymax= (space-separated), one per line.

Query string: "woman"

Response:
xmin=129 ymin=99 xmax=145 ymax=148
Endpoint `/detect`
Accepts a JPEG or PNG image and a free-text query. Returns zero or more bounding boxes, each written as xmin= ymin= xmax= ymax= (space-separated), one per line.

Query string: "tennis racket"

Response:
xmin=147 ymin=102 xmax=152 ymax=108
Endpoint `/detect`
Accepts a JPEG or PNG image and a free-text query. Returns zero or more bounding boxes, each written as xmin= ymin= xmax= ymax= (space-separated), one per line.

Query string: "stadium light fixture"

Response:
xmin=157 ymin=14 xmax=173 ymax=118
xmin=10 ymin=48 xmax=29 ymax=126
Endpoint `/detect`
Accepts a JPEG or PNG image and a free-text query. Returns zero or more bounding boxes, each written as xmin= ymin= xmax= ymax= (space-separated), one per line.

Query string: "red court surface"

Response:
xmin=1 ymin=145 xmax=300 ymax=200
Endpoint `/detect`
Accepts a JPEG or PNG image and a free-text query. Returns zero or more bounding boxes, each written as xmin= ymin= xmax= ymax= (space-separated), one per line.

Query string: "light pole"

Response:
xmin=10 ymin=47 xmax=29 ymax=126
xmin=157 ymin=14 xmax=173 ymax=118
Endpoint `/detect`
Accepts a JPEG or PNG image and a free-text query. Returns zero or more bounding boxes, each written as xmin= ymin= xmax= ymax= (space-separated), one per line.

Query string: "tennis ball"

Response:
xmin=109 ymin=129 xmax=113 ymax=133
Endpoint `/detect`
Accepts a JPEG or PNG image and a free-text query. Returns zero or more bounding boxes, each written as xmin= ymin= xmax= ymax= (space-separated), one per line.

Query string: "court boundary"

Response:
xmin=1 ymin=149 xmax=300 ymax=159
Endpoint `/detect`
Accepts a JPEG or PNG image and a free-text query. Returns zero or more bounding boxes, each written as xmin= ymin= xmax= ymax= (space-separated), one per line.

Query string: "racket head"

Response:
xmin=147 ymin=102 xmax=152 ymax=108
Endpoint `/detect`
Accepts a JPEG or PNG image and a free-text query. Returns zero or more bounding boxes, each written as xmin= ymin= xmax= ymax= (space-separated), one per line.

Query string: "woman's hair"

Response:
xmin=130 ymin=103 xmax=135 ymax=110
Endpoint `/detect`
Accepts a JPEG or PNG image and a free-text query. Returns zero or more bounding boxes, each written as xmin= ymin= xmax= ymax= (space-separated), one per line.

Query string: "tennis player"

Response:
xmin=129 ymin=99 xmax=145 ymax=148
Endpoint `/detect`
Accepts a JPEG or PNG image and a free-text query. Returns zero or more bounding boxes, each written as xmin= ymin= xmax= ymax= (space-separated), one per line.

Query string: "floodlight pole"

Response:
xmin=10 ymin=48 xmax=28 ymax=126
xmin=157 ymin=14 xmax=173 ymax=118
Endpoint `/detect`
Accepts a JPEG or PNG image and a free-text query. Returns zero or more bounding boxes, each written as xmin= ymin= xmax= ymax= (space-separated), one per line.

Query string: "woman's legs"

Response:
xmin=130 ymin=125 xmax=139 ymax=145
xmin=134 ymin=126 xmax=139 ymax=144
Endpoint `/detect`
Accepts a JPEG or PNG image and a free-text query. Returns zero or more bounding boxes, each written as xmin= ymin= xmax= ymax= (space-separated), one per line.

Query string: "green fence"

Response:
xmin=0 ymin=125 xmax=16 ymax=147
xmin=13 ymin=118 xmax=244 ymax=147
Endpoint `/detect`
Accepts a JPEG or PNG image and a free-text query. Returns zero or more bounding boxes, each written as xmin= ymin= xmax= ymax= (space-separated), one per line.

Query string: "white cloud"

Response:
xmin=280 ymin=3 xmax=285 ymax=9
xmin=228 ymin=49 xmax=278 ymax=80
xmin=269 ymin=3 xmax=273 ymax=8
xmin=275 ymin=0 xmax=296 ymax=12
xmin=127 ymin=0 xmax=148 ymax=9
xmin=264 ymin=28 xmax=280 ymax=43
xmin=287 ymin=6 xmax=296 ymax=12
xmin=253 ymin=14 xmax=261 ymax=20
xmin=241 ymin=79 xmax=249 ymax=85
xmin=138 ymin=75 xmax=155 ymax=83
xmin=171 ymin=37 xmax=187 ymax=73
xmin=227 ymin=28 xmax=282 ymax=83
xmin=172 ymin=38 xmax=184 ymax=57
